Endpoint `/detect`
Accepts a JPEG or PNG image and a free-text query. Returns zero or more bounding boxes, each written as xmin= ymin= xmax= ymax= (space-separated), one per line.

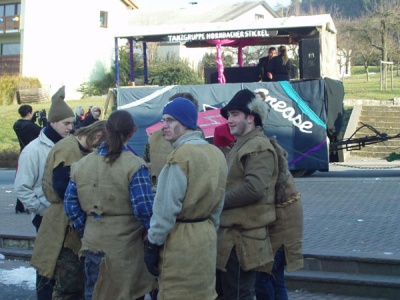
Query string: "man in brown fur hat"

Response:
xmin=14 ymin=86 xmax=75 ymax=300
xmin=217 ymin=88 xmax=278 ymax=300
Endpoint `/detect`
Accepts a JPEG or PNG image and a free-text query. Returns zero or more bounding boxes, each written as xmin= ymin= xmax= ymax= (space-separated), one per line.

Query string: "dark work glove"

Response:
xmin=40 ymin=117 xmax=48 ymax=127
xmin=144 ymin=240 xmax=161 ymax=277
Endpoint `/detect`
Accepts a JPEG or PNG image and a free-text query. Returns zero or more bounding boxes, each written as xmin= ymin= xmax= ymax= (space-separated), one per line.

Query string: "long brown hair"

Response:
xmin=104 ymin=110 xmax=137 ymax=164
xmin=279 ymin=45 xmax=289 ymax=65
xmin=74 ymin=120 xmax=106 ymax=149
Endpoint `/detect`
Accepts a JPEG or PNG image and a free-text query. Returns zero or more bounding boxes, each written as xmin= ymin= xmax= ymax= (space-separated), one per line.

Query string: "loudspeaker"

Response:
xmin=204 ymin=66 xmax=259 ymax=84
xmin=299 ymin=39 xmax=320 ymax=79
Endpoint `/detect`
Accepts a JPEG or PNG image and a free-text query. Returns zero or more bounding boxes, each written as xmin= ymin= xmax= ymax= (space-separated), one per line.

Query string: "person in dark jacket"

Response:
xmin=81 ymin=106 xmax=101 ymax=127
xmin=267 ymin=45 xmax=292 ymax=82
xmin=13 ymin=105 xmax=43 ymax=151
xmin=13 ymin=105 xmax=44 ymax=213
xmin=73 ymin=105 xmax=85 ymax=130
xmin=256 ymin=47 xmax=276 ymax=82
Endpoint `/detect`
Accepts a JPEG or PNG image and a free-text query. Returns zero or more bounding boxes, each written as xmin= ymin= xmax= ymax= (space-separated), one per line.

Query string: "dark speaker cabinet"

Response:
xmin=204 ymin=66 xmax=259 ymax=84
xmin=299 ymin=39 xmax=321 ymax=79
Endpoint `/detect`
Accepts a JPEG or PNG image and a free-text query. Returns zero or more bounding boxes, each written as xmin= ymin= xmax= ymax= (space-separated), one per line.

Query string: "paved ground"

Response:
xmin=1 ymin=157 xmax=400 ymax=300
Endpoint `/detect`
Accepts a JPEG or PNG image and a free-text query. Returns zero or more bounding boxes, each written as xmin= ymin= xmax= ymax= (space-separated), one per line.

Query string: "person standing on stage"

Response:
xmin=257 ymin=47 xmax=276 ymax=82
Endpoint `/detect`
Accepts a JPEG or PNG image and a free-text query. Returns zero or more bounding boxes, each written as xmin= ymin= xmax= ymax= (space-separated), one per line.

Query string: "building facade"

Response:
xmin=1 ymin=1 xmax=278 ymax=99
xmin=0 ymin=0 xmax=137 ymax=100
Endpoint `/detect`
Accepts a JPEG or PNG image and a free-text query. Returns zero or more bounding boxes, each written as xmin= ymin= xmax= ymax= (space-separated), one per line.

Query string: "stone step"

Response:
xmin=0 ymin=247 xmax=32 ymax=261
xmin=0 ymin=234 xmax=34 ymax=260
xmin=349 ymin=151 xmax=393 ymax=158
xmin=286 ymin=269 xmax=400 ymax=299
xmin=361 ymin=104 xmax=400 ymax=109
xmin=360 ymin=114 xmax=400 ymax=121
xmin=356 ymin=125 xmax=400 ymax=133
xmin=361 ymin=105 xmax=400 ymax=112
xmin=349 ymin=144 xmax=400 ymax=152
xmin=360 ymin=117 xmax=400 ymax=125
xmin=286 ymin=254 xmax=400 ymax=298
xmin=345 ymin=104 xmax=400 ymax=158
xmin=361 ymin=112 xmax=400 ymax=119
xmin=348 ymin=137 xmax=400 ymax=146
xmin=301 ymin=253 xmax=400 ymax=276
xmin=361 ymin=110 xmax=400 ymax=116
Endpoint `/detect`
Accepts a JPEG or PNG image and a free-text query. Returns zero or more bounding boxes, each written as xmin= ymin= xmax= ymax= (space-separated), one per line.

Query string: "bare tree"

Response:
xmin=358 ymin=0 xmax=400 ymax=77
xmin=335 ymin=18 xmax=354 ymax=79
xmin=288 ymin=0 xmax=302 ymax=16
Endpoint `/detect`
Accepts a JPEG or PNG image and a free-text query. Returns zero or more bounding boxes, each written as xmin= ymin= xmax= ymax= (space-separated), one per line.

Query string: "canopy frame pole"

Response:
xmin=129 ymin=38 xmax=135 ymax=84
xmin=143 ymin=42 xmax=149 ymax=84
xmin=114 ymin=38 xmax=120 ymax=87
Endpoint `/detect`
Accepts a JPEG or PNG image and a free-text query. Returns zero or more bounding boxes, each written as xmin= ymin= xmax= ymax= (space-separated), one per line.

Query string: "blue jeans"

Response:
xmin=84 ymin=252 xmax=145 ymax=300
xmin=84 ymin=251 xmax=104 ymax=300
xmin=255 ymin=247 xmax=288 ymax=300
xmin=220 ymin=247 xmax=256 ymax=300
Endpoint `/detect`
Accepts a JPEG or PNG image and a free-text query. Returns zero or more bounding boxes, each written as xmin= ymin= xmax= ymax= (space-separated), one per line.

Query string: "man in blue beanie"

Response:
xmin=144 ymin=97 xmax=228 ymax=299
xmin=142 ymin=93 xmax=204 ymax=189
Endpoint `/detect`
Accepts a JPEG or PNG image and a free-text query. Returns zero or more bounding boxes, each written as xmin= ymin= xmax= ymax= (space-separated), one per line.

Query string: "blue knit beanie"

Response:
xmin=163 ymin=97 xmax=198 ymax=130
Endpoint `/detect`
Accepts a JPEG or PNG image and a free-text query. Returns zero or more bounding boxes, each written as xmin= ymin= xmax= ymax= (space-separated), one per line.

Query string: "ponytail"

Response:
xmin=104 ymin=110 xmax=137 ymax=164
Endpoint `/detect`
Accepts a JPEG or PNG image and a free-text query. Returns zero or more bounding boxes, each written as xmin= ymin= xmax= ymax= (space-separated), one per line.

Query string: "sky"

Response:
xmin=134 ymin=0 xmax=292 ymax=10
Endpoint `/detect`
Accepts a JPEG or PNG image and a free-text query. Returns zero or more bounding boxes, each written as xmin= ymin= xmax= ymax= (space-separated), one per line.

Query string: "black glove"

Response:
xmin=144 ymin=240 xmax=161 ymax=277
xmin=40 ymin=117 xmax=48 ymax=127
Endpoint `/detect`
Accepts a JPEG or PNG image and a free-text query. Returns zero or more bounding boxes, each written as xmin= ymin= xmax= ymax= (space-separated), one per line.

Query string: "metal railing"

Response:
xmin=0 ymin=55 xmax=21 ymax=75
xmin=0 ymin=15 xmax=20 ymax=33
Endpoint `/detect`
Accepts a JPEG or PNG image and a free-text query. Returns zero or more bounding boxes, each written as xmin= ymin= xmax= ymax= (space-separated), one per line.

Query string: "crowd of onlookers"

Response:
xmin=73 ymin=105 xmax=102 ymax=130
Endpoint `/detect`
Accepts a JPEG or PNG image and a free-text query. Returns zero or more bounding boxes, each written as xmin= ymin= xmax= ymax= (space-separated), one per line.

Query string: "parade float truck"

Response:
xmin=113 ymin=14 xmax=344 ymax=175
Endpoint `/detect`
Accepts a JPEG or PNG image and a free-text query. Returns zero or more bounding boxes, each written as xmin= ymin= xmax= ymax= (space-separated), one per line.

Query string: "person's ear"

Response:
xmin=247 ymin=114 xmax=255 ymax=124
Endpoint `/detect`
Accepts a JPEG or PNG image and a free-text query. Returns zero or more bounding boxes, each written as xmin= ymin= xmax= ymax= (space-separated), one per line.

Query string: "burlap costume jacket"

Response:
xmin=259 ymin=139 xmax=303 ymax=273
xmin=217 ymin=128 xmax=279 ymax=272
xmin=31 ymin=135 xmax=83 ymax=278
xmin=157 ymin=142 xmax=227 ymax=300
xmin=71 ymin=151 xmax=155 ymax=300
xmin=148 ymin=129 xmax=173 ymax=185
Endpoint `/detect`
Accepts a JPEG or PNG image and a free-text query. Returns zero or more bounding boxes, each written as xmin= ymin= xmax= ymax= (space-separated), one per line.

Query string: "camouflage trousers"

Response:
xmin=53 ymin=247 xmax=84 ymax=300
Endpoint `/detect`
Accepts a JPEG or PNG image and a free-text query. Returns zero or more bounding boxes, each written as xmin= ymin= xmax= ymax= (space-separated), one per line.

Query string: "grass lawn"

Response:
xmin=342 ymin=66 xmax=400 ymax=100
xmin=0 ymin=96 xmax=110 ymax=166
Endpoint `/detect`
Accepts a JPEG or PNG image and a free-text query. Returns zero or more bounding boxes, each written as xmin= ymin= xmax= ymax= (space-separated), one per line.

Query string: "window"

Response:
xmin=100 ymin=11 xmax=108 ymax=28
xmin=0 ymin=3 xmax=20 ymax=16
xmin=255 ymin=14 xmax=264 ymax=20
xmin=1 ymin=43 xmax=20 ymax=55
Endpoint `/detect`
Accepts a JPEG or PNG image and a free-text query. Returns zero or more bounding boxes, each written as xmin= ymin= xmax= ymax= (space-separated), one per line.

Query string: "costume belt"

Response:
xmin=176 ymin=217 xmax=209 ymax=223
xmin=275 ymin=193 xmax=301 ymax=208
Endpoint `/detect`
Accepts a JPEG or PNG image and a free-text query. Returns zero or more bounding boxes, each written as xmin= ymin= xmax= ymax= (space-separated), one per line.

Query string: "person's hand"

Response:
xmin=267 ymin=72 xmax=273 ymax=80
xmin=144 ymin=240 xmax=161 ymax=276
